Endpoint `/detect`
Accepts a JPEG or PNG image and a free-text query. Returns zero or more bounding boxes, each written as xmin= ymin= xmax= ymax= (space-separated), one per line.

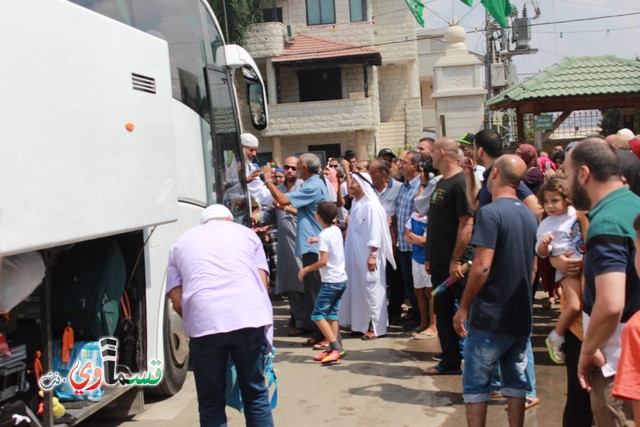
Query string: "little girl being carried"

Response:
xmin=536 ymin=176 xmax=585 ymax=365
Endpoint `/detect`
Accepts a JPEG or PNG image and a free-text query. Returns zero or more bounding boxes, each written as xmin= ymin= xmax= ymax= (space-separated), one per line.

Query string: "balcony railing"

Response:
xmin=262 ymin=97 xmax=378 ymax=136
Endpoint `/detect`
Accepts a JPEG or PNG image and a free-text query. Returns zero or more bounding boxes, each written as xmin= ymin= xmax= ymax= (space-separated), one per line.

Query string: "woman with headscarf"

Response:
xmin=516 ymin=143 xmax=544 ymax=195
xmin=338 ymin=172 xmax=396 ymax=340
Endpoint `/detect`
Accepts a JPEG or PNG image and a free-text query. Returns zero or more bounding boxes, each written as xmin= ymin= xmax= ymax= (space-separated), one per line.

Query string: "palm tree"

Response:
xmin=208 ymin=0 xmax=265 ymax=45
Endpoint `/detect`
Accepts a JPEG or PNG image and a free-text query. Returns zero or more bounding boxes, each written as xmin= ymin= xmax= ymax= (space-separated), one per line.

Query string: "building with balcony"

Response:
xmin=239 ymin=0 xmax=422 ymax=165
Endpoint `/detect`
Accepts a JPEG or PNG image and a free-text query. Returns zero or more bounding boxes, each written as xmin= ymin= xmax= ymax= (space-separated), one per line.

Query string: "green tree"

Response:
xmin=599 ymin=108 xmax=622 ymax=136
xmin=208 ymin=0 xmax=265 ymax=45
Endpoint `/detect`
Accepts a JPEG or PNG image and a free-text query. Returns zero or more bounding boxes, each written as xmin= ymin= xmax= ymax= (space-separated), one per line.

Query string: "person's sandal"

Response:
xmin=361 ymin=331 xmax=377 ymax=340
xmin=312 ymin=342 xmax=329 ymax=350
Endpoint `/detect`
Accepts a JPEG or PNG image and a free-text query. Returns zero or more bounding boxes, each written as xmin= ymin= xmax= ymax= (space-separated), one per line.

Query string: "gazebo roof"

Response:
xmin=486 ymin=55 xmax=640 ymax=112
xmin=273 ymin=33 xmax=382 ymax=66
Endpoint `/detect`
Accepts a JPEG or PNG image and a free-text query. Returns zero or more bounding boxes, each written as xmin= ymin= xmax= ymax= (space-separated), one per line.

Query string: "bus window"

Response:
xmin=205 ymin=67 xmax=247 ymax=224
xmin=70 ymin=0 xmax=210 ymax=118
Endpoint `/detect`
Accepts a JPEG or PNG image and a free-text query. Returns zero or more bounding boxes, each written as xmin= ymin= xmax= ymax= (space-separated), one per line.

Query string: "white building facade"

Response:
xmin=240 ymin=0 xmax=422 ymax=164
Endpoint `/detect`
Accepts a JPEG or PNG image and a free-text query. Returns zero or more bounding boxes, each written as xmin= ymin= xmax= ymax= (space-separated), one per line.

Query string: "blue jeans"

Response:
xmin=398 ymin=251 xmax=419 ymax=312
xmin=463 ymin=328 xmax=528 ymax=404
xmin=311 ymin=282 xmax=347 ymax=321
xmin=490 ymin=336 xmax=536 ymax=398
xmin=189 ymin=327 xmax=274 ymax=427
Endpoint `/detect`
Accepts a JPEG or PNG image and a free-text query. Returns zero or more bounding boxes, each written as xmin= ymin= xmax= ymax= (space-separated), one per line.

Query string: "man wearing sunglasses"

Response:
xmin=255 ymin=157 xmax=309 ymax=337
xmin=264 ymin=154 xmax=330 ymax=346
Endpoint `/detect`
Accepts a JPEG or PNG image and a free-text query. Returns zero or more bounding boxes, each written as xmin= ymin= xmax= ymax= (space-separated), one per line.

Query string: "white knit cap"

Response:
xmin=241 ymin=133 xmax=259 ymax=148
xmin=617 ymin=128 xmax=635 ymax=141
xmin=201 ymin=204 xmax=233 ymax=223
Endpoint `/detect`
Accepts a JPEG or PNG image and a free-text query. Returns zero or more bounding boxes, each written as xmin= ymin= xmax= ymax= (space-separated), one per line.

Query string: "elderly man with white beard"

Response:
xmin=339 ymin=172 xmax=396 ymax=340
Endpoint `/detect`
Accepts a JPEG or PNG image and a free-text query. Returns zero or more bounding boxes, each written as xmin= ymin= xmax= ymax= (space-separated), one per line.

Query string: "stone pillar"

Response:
xmin=355 ymin=130 xmax=366 ymax=160
xmin=432 ymin=26 xmax=486 ymax=139
xmin=266 ymin=59 xmax=277 ymax=105
xmin=272 ymin=136 xmax=282 ymax=165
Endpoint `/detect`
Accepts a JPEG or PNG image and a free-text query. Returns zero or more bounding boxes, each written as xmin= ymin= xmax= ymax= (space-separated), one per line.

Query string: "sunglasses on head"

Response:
xmin=284 ymin=165 xmax=297 ymax=171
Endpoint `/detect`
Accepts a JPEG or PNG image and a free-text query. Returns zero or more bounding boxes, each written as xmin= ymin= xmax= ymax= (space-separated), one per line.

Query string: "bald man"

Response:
xmin=453 ymin=155 xmax=538 ymax=427
xmin=423 ymin=137 xmax=474 ymax=376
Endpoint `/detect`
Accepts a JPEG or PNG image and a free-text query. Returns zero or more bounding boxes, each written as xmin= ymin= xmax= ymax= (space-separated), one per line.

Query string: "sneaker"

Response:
xmin=545 ymin=330 xmax=566 ymax=364
xmin=320 ymin=349 xmax=346 ymax=364
xmin=432 ymin=353 xmax=443 ymax=362
xmin=313 ymin=350 xmax=331 ymax=361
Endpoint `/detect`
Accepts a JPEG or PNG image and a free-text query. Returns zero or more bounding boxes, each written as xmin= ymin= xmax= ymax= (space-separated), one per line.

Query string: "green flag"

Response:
xmin=482 ymin=0 xmax=512 ymax=27
xmin=405 ymin=0 xmax=425 ymax=27
xmin=460 ymin=0 xmax=512 ymax=28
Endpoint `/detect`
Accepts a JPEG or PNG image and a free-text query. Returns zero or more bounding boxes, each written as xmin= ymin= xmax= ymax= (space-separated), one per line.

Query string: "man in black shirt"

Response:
xmin=423 ymin=137 xmax=474 ymax=375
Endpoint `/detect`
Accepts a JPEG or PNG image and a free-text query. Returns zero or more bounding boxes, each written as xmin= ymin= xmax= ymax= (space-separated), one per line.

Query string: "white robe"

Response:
xmin=339 ymin=194 xmax=388 ymax=336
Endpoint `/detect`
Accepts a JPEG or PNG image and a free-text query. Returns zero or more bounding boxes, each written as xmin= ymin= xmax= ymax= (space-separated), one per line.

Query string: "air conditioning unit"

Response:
xmin=513 ymin=18 xmax=531 ymax=49
xmin=491 ymin=63 xmax=507 ymax=87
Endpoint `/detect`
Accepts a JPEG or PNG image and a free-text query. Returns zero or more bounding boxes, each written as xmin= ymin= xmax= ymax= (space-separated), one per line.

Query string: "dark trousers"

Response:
xmin=302 ymin=252 xmax=323 ymax=339
xmin=398 ymin=251 xmax=419 ymax=312
xmin=563 ymin=330 xmax=593 ymax=427
xmin=387 ymin=251 xmax=404 ymax=318
xmin=287 ymin=290 xmax=307 ymax=329
xmin=189 ymin=327 xmax=274 ymax=427
xmin=431 ymin=262 xmax=466 ymax=370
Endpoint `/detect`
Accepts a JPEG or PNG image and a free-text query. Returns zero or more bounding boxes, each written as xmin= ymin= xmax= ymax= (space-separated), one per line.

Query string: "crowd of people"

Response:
xmin=165 ymin=128 xmax=640 ymax=427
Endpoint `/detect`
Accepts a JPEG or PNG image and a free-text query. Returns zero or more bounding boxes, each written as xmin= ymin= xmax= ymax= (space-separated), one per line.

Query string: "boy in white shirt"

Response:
xmin=299 ymin=202 xmax=348 ymax=364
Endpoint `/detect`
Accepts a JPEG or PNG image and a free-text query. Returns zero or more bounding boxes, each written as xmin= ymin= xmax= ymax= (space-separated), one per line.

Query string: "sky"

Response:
xmin=420 ymin=0 xmax=640 ymax=80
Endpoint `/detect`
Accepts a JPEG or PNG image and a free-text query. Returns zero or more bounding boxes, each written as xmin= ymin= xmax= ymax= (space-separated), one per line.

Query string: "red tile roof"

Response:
xmin=273 ymin=33 xmax=381 ymax=65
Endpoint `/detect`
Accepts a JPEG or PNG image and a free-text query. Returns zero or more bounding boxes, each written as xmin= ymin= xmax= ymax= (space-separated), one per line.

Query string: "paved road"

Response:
xmin=90 ymin=293 xmax=568 ymax=426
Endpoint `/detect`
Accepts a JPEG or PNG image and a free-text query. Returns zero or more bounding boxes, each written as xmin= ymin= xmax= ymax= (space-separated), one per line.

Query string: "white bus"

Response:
xmin=0 ymin=0 xmax=266 ymax=423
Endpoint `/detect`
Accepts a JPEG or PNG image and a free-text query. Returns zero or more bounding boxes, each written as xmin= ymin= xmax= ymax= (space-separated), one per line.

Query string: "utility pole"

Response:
xmin=222 ymin=0 xmax=229 ymax=42
xmin=484 ymin=11 xmax=493 ymax=129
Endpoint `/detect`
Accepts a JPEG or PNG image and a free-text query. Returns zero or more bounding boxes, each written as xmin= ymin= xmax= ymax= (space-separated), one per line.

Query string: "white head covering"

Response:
xmin=617 ymin=128 xmax=635 ymax=141
xmin=352 ymin=172 xmax=397 ymax=270
xmin=241 ymin=133 xmax=259 ymax=148
xmin=414 ymin=173 xmax=439 ymax=216
xmin=201 ymin=204 xmax=233 ymax=223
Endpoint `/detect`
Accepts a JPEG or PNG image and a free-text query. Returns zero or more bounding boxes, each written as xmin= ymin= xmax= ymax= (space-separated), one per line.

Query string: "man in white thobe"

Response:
xmin=339 ymin=172 xmax=396 ymax=339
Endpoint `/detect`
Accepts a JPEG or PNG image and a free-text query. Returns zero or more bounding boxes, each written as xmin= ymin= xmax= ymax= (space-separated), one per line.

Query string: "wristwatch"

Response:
xmin=369 ymin=251 xmax=378 ymax=259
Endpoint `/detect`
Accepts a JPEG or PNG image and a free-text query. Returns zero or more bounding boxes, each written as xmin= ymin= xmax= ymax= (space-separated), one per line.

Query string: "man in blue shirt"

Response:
xmin=395 ymin=151 xmax=422 ymax=321
xmin=453 ymin=155 xmax=538 ymax=427
xmin=264 ymin=153 xmax=329 ymax=345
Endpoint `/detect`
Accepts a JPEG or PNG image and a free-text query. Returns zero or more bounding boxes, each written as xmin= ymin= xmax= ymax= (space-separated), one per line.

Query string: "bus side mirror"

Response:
xmin=224 ymin=45 xmax=268 ymax=131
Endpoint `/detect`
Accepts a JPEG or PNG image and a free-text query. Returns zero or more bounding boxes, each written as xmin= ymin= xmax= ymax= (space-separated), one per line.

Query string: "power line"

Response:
xmin=535 ymin=25 xmax=640 ymax=35
xmin=266 ymin=12 xmax=640 ymax=60
xmin=558 ymin=0 xmax=640 ymax=12
xmin=526 ymin=11 xmax=640 ymax=28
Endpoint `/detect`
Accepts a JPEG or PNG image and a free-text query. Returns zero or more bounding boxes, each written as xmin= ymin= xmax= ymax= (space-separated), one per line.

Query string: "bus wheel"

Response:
xmin=148 ymin=297 xmax=189 ymax=396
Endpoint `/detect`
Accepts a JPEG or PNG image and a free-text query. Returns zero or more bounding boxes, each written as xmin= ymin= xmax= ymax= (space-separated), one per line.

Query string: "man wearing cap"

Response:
xmin=457 ymin=133 xmax=485 ymax=183
xmin=166 ymin=204 xmax=274 ymax=426
xmin=377 ymin=148 xmax=396 ymax=164
xmin=344 ymin=149 xmax=357 ymax=172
